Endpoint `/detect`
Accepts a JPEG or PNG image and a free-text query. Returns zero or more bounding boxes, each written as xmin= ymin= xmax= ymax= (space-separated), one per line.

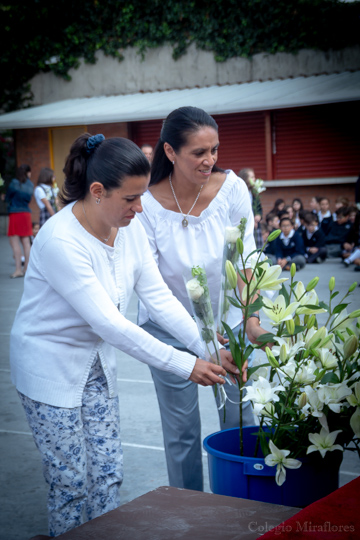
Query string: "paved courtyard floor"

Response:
xmin=0 ymin=234 xmax=359 ymax=540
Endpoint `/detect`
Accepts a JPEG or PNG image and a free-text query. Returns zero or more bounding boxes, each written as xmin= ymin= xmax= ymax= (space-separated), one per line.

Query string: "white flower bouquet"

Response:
xmin=222 ymin=232 xmax=360 ymax=486
xmin=185 ymin=265 xmax=228 ymax=411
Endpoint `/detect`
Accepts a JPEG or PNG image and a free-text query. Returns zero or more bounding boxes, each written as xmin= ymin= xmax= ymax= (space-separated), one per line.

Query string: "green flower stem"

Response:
xmin=254 ymin=416 xmax=264 ymax=457
xmin=272 ymin=365 xmax=301 ymax=444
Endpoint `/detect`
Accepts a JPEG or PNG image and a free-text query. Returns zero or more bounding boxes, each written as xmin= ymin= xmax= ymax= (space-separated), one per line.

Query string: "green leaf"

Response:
xmin=227 ymin=296 xmax=243 ymax=309
xmin=243 ymin=344 xmax=254 ymax=361
xmin=321 ymin=372 xmax=340 ymax=384
xmin=332 ymin=303 xmax=349 ymax=315
xmin=280 ymin=283 xmax=290 ymax=305
xmin=253 ymin=332 xmax=275 ymax=344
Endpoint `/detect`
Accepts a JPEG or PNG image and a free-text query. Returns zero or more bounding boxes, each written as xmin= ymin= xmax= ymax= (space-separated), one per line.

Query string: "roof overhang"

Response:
xmin=0 ymin=71 xmax=359 ymax=130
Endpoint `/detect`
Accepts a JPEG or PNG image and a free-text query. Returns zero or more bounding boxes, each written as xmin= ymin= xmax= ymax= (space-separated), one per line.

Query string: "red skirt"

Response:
xmin=8 ymin=212 xmax=33 ymax=237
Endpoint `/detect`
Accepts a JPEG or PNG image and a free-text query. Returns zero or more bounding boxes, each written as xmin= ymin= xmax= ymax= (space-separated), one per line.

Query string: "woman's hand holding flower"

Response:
xmin=189 ymin=359 xmax=226 ymax=387
xmin=219 ymin=349 xmax=248 ymax=383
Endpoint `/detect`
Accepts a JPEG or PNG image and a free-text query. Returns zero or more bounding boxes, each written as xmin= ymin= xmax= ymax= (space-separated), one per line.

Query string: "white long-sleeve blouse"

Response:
xmin=137 ymin=170 xmax=256 ymax=330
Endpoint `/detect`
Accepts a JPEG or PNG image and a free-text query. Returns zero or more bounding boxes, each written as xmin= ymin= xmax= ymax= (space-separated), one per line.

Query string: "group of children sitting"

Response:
xmin=256 ymin=196 xmax=360 ymax=272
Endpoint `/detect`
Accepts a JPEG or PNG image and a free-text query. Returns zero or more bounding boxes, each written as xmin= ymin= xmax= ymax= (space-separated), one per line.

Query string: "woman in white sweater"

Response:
xmin=9 ymin=133 xmax=240 ymax=536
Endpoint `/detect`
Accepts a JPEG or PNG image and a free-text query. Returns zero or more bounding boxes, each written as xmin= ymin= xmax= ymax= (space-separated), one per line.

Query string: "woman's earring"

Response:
xmin=172 ymin=161 xmax=175 ymax=165
xmin=96 ymin=198 xmax=101 ymax=205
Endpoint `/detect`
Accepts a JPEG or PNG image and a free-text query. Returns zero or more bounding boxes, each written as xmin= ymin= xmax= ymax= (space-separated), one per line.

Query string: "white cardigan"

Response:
xmin=10 ymin=202 xmax=206 ymax=408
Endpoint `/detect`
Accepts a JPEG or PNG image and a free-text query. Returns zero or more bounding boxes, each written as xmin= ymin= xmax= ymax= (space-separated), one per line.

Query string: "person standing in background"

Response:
xmin=34 ymin=167 xmax=58 ymax=227
xmin=238 ymin=167 xmax=263 ymax=249
xmin=5 ymin=164 xmax=34 ymax=278
xmin=140 ymin=143 xmax=153 ymax=163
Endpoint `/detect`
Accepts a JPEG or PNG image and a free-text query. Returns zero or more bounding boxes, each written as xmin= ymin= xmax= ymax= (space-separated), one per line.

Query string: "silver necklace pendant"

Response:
xmin=169 ymin=173 xmax=203 ymax=229
xmin=182 ymin=217 xmax=189 ymax=227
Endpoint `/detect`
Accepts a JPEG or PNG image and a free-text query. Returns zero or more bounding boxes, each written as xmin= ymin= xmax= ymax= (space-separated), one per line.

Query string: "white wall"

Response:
xmin=29 ymin=44 xmax=360 ymax=106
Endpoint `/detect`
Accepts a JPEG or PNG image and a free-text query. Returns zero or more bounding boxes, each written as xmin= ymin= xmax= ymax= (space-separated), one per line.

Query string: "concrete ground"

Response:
xmin=0 ymin=233 xmax=359 ymax=540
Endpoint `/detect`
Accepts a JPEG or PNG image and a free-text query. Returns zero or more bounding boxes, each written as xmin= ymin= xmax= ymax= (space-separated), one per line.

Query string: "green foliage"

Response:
xmin=1 ymin=0 xmax=359 ymax=112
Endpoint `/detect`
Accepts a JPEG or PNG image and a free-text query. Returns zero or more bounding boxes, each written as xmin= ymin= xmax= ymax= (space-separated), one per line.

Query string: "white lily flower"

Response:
xmin=243 ymin=376 xmax=285 ymax=415
xmin=350 ymin=408 xmax=360 ymax=438
xmin=303 ymin=385 xmax=325 ymax=417
xmin=347 ymin=381 xmax=360 ymax=407
xmin=262 ymin=295 xmax=300 ymax=326
xmin=296 ymin=288 xmax=327 ymax=316
xmin=265 ymin=440 xmax=302 ymax=486
xmin=331 ymin=309 xmax=350 ymax=332
xmin=244 ymin=263 xmax=287 ymax=299
xmin=316 ymin=348 xmax=338 ymax=370
xmin=280 ymin=359 xmax=297 ymax=379
xmin=294 ymin=360 xmax=317 ymax=384
xmin=307 ymin=428 xmax=343 ymax=458
xmin=317 ymin=383 xmax=352 ymax=413
xmin=249 ymin=357 xmax=269 ymax=381
xmin=272 ymin=337 xmax=305 ymax=362
xmin=225 ymin=226 xmax=241 ymax=244
xmin=304 ymin=326 xmax=334 ymax=349
xmin=185 ymin=278 xmax=204 ymax=301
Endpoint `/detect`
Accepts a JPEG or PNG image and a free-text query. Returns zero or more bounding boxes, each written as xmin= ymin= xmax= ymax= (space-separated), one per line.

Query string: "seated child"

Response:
xmin=318 ymin=197 xmax=333 ymax=235
xmin=332 ymin=196 xmax=349 ymax=221
xmin=309 ymin=196 xmax=320 ymax=216
xmin=343 ymin=211 xmax=360 ymax=268
xmin=302 ymin=213 xmax=327 ymax=263
xmin=275 ymin=217 xmax=306 ymax=270
xmin=265 ymin=212 xmax=280 ymax=232
xmin=325 ymin=207 xmax=352 ymax=258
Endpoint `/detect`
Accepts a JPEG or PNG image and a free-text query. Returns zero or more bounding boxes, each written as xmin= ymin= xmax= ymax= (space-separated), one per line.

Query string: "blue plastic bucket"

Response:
xmin=203 ymin=426 xmax=342 ymax=507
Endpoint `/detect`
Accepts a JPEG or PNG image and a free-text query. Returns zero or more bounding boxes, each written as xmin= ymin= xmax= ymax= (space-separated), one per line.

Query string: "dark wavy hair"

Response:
xmin=37 ymin=167 xmax=54 ymax=186
xmin=15 ymin=164 xmax=31 ymax=183
xmin=60 ymin=134 xmax=150 ymax=205
xmin=150 ymin=106 xmax=223 ymax=185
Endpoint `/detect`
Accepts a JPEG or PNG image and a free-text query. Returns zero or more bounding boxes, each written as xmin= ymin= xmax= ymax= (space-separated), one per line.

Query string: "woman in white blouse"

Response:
xmin=137 ymin=106 xmax=267 ymax=492
xmin=9 ymin=133 xmax=238 ymax=536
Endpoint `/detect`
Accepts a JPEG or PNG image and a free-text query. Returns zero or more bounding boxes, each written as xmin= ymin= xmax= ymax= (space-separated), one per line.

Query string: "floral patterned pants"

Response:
xmin=19 ymin=355 xmax=123 ymax=537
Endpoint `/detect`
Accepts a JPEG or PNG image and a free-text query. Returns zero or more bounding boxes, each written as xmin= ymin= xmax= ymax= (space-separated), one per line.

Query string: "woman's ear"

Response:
xmin=163 ymin=142 xmax=175 ymax=163
xmin=89 ymin=182 xmax=104 ymax=201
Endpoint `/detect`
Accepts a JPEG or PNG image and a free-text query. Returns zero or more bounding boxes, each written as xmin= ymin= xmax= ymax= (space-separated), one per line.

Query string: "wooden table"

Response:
xmin=48 ymin=486 xmax=299 ymax=539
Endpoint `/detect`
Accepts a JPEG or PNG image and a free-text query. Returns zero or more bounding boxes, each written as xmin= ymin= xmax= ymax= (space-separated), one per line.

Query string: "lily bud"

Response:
xmin=285 ymin=319 xmax=295 ymax=335
xmin=236 ymin=237 xmax=244 ymax=255
xmin=329 ymin=276 xmax=335 ymax=292
xmin=344 ymin=335 xmax=358 ymax=359
xmin=225 ymin=260 xmax=237 ymax=289
xmin=307 ymin=315 xmax=316 ymax=329
xmin=306 ymin=276 xmax=319 ymax=292
xmin=290 ymin=263 xmax=296 ymax=278
xmin=335 ymin=330 xmax=345 ymax=342
xmin=349 ymin=309 xmax=360 ymax=319
xmin=267 ymin=229 xmax=281 ymax=242
xmin=304 ymin=315 xmax=309 ymax=325
xmin=280 ymin=344 xmax=288 ymax=363
xmin=294 ymin=315 xmax=300 ymax=327
xmin=265 ymin=347 xmax=279 ymax=368
xmin=348 ymin=282 xmax=358 ymax=293
xmin=298 ymin=392 xmax=307 ymax=409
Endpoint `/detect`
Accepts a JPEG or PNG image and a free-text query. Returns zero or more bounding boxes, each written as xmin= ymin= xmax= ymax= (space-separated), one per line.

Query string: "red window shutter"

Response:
xmin=214 ymin=112 xmax=267 ymax=179
xmin=273 ymin=103 xmax=360 ymax=179
xmin=131 ymin=119 xmax=163 ymax=150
